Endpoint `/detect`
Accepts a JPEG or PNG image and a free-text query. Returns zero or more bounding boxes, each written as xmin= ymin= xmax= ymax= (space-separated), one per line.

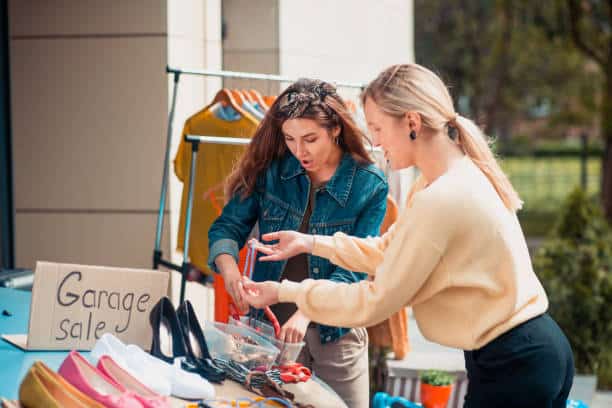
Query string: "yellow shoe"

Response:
xmin=18 ymin=361 xmax=104 ymax=408
xmin=1 ymin=397 xmax=22 ymax=408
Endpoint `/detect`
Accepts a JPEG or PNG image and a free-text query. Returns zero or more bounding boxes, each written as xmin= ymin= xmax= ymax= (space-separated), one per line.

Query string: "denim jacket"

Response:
xmin=208 ymin=152 xmax=388 ymax=344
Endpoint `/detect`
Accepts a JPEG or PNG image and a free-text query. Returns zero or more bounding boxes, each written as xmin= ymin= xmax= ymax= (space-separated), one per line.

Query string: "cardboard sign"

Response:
xmin=3 ymin=261 xmax=169 ymax=351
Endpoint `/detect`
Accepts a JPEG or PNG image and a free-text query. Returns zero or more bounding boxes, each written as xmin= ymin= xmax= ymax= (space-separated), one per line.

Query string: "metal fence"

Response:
xmin=498 ymin=134 xmax=602 ymax=213
xmin=500 ymin=154 xmax=601 ymax=212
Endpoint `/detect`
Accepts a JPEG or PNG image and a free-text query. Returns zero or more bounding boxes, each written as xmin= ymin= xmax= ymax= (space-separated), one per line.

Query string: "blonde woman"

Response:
xmin=243 ymin=64 xmax=574 ymax=407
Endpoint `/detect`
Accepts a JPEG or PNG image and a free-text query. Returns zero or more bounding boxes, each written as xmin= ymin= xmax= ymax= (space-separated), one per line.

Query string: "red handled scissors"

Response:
xmin=229 ymin=302 xmax=242 ymax=322
xmin=278 ymin=362 xmax=312 ymax=383
xmin=244 ymin=243 xmax=282 ymax=339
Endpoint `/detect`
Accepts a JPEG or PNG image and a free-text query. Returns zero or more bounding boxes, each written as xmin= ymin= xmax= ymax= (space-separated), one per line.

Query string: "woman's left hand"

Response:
xmin=281 ymin=310 xmax=310 ymax=343
xmin=242 ymin=279 xmax=280 ymax=308
xmin=248 ymin=231 xmax=313 ymax=262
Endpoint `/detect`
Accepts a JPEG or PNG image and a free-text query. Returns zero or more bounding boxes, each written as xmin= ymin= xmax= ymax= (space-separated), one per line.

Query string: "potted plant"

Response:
xmin=534 ymin=187 xmax=612 ymax=406
xmin=419 ymin=370 xmax=455 ymax=408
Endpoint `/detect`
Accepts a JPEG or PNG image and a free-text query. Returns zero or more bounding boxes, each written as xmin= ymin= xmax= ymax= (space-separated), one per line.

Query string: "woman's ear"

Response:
xmin=331 ymin=125 xmax=341 ymax=139
xmin=404 ymin=111 xmax=422 ymax=132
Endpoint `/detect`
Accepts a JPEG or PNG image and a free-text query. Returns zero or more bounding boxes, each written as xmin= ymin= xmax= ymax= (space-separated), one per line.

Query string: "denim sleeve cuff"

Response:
xmin=208 ymin=239 xmax=240 ymax=273
xmin=328 ymin=272 xmax=355 ymax=284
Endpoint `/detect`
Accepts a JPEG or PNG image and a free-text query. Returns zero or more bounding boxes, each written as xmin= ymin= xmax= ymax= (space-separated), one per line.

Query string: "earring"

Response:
xmin=409 ymin=130 xmax=416 ymax=140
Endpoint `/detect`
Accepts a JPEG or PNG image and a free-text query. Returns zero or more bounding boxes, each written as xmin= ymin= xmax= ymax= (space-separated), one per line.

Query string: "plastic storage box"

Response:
xmin=229 ymin=316 xmax=305 ymax=365
xmin=203 ymin=321 xmax=280 ymax=369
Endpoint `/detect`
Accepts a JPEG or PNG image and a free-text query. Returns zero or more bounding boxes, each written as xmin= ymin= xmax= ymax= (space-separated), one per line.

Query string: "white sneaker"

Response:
xmin=125 ymin=344 xmax=215 ymax=400
xmin=91 ymin=333 xmax=130 ymax=369
xmin=91 ymin=333 xmax=171 ymax=396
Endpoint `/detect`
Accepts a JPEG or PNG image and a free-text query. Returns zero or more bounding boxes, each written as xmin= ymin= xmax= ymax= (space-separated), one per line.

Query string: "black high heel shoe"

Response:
xmin=177 ymin=300 xmax=226 ymax=383
xmin=149 ymin=296 xmax=188 ymax=364
xmin=149 ymin=297 xmax=225 ymax=383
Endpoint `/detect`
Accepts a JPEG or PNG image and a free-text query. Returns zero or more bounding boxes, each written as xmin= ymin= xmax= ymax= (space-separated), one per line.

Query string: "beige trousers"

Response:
xmin=298 ymin=326 xmax=370 ymax=408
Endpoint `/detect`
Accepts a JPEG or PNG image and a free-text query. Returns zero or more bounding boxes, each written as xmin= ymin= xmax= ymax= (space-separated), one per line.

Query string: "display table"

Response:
xmin=0 ymin=287 xmax=346 ymax=407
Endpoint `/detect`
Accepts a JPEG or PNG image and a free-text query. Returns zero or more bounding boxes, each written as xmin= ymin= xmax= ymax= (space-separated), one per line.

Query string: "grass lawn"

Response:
xmin=500 ymin=156 xmax=602 ymax=236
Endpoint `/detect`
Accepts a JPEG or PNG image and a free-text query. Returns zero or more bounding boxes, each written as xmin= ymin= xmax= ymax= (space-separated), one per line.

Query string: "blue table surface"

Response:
xmin=0 ymin=287 xmax=89 ymax=400
xmin=0 ymin=288 xmax=344 ymax=406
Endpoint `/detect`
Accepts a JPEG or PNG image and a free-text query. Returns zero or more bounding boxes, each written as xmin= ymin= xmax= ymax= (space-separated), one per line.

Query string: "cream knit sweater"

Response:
xmin=278 ymin=155 xmax=548 ymax=350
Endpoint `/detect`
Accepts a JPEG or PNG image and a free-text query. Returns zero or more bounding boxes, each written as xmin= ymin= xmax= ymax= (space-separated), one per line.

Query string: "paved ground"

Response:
xmin=591 ymin=392 xmax=612 ymax=407
xmin=394 ymin=312 xmax=612 ymax=407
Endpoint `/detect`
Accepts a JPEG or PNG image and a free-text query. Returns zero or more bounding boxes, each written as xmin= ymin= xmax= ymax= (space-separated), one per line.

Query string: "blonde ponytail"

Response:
xmin=454 ymin=115 xmax=523 ymax=211
xmin=363 ymin=63 xmax=523 ymax=212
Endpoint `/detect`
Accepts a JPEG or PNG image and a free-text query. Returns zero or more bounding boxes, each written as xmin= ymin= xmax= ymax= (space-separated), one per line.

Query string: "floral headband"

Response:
xmin=277 ymin=81 xmax=337 ymax=119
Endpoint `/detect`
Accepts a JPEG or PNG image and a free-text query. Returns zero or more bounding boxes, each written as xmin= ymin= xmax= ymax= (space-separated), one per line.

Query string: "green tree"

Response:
xmin=415 ymin=0 xmax=599 ymax=140
xmin=562 ymin=0 xmax=612 ymax=221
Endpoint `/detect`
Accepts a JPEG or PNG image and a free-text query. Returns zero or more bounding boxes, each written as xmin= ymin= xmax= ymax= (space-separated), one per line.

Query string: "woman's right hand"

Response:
xmin=216 ymin=254 xmax=250 ymax=313
xmin=249 ymin=231 xmax=314 ymax=262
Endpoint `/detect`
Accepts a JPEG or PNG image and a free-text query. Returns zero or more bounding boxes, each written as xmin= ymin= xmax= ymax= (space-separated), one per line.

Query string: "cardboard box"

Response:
xmin=2 ymin=261 xmax=169 ymax=351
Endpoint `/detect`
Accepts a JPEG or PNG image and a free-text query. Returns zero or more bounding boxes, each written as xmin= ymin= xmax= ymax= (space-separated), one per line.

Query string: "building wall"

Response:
xmin=279 ymin=0 xmax=414 ymax=97
xmin=279 ymin=0 xmax=416 ymax=206
xmin=222 ymin=0 xmax=279 ymax=92
xmin=9 ymin=0 xmax=170 ymax=270
xmin=221 ymin=0 xmax=415 ymax=99
xmin=166 ymin=0 xmax=221 ymax=316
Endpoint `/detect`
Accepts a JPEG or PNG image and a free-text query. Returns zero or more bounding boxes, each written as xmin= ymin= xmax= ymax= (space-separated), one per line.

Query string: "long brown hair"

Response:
xmin=362 ymin=64 xmax=523 ymax=212
xmin=226 ymin=78 xmax=373 ymax=198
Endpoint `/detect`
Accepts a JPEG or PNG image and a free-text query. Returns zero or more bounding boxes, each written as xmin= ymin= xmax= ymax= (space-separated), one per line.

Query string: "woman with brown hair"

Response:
xmin=207 ymin=78 xmax=388 ymax=408
xmin=244 ymin=64 xmax=575 ymax=407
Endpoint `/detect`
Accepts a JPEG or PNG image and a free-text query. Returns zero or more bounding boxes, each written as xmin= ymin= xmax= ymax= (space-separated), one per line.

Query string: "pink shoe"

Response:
xmin=58 ymin=351 xmax=143 ymax=408
xmin=97 ymin=355 xmax=171 ymax=408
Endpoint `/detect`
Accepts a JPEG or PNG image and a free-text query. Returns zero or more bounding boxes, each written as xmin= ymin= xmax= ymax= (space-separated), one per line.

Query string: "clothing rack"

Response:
xmin=154 ymin=66 xmax=366 ymax=304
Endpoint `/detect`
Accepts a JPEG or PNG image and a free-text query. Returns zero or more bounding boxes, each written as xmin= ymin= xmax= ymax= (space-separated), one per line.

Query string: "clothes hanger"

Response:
xmin=247 ymin=89 xmax=269 ymax=111
xmin=230 ymin=89 xmax=246 ymax=107
xmin=263 ymin=95 xmax=276 ymax=107
xmin=201 ymin=89 xmax=249 ymax=118
xmin=241 ymin=89 xmax=255 ymax=104
xmin=234 ymin=89 xmax=264 ymax=120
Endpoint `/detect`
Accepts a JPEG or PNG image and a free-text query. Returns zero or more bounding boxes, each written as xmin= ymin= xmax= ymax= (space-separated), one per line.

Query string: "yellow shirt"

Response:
xmin=174 ymin=107 xmax=259 ymax=273
xmin=279 ymin=155 xmax=548 ymax=350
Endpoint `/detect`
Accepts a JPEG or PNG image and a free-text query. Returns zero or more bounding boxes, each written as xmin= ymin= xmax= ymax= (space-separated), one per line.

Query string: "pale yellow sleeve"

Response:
xmin=279 ymin=195 xmax=450 ymax=328
xmin=311 ymin=177 xmax=426 ymax=277
xmin=312 ymin=222 xmax=398 ymax=276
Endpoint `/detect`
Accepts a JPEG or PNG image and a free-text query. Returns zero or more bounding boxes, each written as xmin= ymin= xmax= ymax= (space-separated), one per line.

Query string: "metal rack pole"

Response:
xmin=184 ymin=135 xmax=251 ymax=145
xmin=167 ymin=66 xmax=365 ymax=90
xmin=153 ymin=71 xmax=182 ymax=272
xmin=179 ymin=138 xmax=200 ymax=304
xmin=184 ymin=135 xmax=380 ymax=152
